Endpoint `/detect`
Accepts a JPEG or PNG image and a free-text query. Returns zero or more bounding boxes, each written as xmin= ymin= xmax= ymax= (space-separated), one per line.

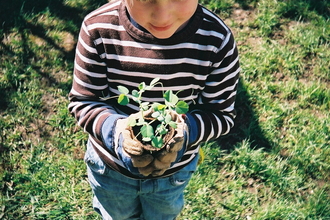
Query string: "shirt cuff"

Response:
xmin=185 ymin=113 xmax=199 ymax=146
xmin=100 ymin=114 xmax=126 ymax=152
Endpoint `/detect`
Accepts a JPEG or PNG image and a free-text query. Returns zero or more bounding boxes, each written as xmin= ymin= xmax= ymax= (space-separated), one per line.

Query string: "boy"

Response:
xmin=68 ymin=0 xmax=240 ymax=219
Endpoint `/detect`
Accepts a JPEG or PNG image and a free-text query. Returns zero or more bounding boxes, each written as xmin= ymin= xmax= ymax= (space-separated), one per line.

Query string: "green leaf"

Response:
xmin=151 ymin=136 xmax=163 ymax=148
xmin=168 ymin=121 xmax=177 ymax=128
xmin=132 ymin=97 xmax=139 ymax=103
xmin=156 ymin=124 xmax=168 ymax=135
xmin=157 ymin=115 xmax=165 ymax=122
xmin=146 ymin=78 xmax=160 ymax=90
xmin=165 ymin=113 xmax=172 ymax=123
xmin=132 ymin=90 xmax=139 ymax=98
xmin=164 ymin=90 xmax=179 ymax=105
xmin=151 ymin=111 xmax=160 ymax=118
xmin=142 ymin=137 xmax=152 ymax=142
xmin=171 ymin=94 xmax=179 ymax=105
xmin=175 ymin=101 xmax=189 ymax=114
xmin=157 ymin=104 xmax=166 ymax=111
xmin=117 ymin=85 xmax=129 ymax=95
xmin=138 ymin=82 xmax=146 ymax=91
xmin=151 ymin=102 xmax=161 ymax=111
xmin=141 ymin=102 xmax=150 ymax=111
xmin=150 ymin=77 xmax=160 ymax=86
xmin=141 ymin=124 xmax=154 ymax=139
xmin=163 ymin=90 xmax=172 ymax=102
xmin=136 ymin=116 xmax=145 ymax=126
xmin=118 ymin=94 xmax=129 ymax=105
xmin=127 ymin=116 xmax=137 ymax=127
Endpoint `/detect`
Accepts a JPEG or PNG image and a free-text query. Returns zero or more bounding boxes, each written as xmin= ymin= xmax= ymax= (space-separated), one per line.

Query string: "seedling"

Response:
xmin=117 ymin=78 xmax=189 ymax=149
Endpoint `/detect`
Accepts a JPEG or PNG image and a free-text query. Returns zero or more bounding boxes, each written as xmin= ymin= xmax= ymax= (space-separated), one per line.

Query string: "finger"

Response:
xmin=153 ymin=158 xmax=172 ymax=170
xmin=131 ymin=154 xmax=154 ymax=167
xmin=122 ymin=130 xmax=144 ymax=155
xmin=123 ymin=142 xmax=144 ymax=155
xmin=138 ymin=164 xmax=155 ymax=176
xmin=151 ymin=169 xmax=167 ymax=176
xmin=156 ymin=151 xmax=177 ymax=163
xmin=166 ymin=136 xmax=184 ymax=152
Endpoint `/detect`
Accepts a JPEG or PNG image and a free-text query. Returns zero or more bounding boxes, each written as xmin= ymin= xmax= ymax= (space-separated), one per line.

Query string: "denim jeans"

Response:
xmin=84 ymin=144 xmax=199 ymax=220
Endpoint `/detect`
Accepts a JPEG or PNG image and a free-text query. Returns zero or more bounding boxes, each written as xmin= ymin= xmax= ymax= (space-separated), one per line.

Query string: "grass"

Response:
xmin=1 ymin=0 xmax=329 ymax=219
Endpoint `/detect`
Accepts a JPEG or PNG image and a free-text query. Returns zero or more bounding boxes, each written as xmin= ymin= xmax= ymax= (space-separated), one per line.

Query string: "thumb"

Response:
xmin=166 ymin=135 xmax=184 ymax=152
xmin=121 ymin=128 xmax=144 ymax=155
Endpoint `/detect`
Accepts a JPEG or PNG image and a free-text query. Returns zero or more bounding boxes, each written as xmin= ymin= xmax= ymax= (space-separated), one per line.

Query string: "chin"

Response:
xmin=150 ymin=31 xmax=176 ymax=39
xmin=153 ymin=35 xmax=173 ymax=39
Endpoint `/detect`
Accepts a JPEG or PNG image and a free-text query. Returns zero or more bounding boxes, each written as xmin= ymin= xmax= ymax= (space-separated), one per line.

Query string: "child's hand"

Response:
xmin=138 ymin=111 xmax=188 ymax=177
xmin=116 ymin=118 xmax=145 ymax=155
xmin=115 ymin=117 xmax=154 ymax=170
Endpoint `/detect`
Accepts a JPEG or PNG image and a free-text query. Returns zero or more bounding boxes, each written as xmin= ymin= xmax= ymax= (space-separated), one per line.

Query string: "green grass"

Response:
xmin=1 ymin=0 xmax=329 ymax=219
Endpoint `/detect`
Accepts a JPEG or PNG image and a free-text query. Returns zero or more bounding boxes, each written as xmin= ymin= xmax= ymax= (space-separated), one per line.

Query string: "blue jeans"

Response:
xmin=84 ymin=144 xmax=199 ymax=220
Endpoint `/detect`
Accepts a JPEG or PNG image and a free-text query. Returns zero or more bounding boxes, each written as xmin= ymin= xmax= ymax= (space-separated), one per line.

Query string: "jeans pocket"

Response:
xmin=169 ymin=152 xmax=199 ymax=186
xmin=84 ymin=143 xmax=107 ymax=175
xmin=169 ymin=170 xmax=194 ymax=186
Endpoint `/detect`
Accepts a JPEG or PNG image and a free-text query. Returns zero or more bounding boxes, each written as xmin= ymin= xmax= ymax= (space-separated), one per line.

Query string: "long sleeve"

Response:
xmin=68 ymin=19 xmax=120 ymax=142
xmin=187 ymin=31 xmax=240 ymax=146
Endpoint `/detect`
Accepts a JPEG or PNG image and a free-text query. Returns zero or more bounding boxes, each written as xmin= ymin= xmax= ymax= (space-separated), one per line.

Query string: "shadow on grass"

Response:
xmin=217 ymin=79 xmax=273 ymax=151
xmin=0 ymin=0 xmax=108 ymax=110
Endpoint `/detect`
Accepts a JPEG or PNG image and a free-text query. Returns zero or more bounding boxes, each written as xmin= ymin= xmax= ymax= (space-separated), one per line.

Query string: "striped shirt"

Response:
xmin=68 ymin=0 xmax=240 ymax=179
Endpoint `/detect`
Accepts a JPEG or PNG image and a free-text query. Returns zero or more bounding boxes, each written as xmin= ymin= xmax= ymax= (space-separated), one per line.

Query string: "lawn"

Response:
xmin=0 ymin=0 xmax=329 ymax=219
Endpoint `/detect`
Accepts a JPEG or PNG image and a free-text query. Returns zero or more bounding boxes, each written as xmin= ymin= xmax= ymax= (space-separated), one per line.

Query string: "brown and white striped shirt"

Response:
xmin=68 ymin=0 xmax=240 ymax=179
